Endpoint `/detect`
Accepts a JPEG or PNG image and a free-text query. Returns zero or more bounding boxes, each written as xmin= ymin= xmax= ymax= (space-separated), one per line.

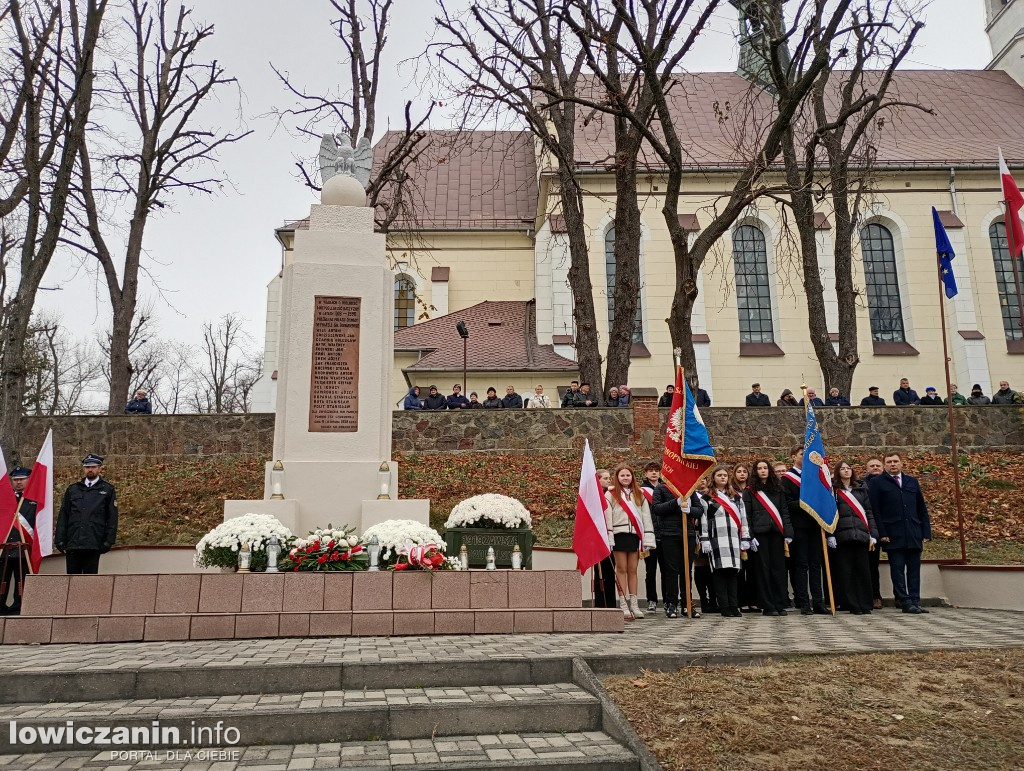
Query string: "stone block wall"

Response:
xmin=20 ymin=404 xmax=1024 ymax=464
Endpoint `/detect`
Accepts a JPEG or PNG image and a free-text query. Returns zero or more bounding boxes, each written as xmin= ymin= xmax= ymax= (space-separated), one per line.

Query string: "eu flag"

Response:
xmin=932 ymin=207 xmax=958 ymax=299
xmin=799 ymin=403 xmax=838 ymax=533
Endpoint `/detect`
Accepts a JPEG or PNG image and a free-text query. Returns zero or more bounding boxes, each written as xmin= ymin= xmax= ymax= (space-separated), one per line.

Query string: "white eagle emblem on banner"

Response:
xmin=668 ymin=408 xmax=684 ymax=443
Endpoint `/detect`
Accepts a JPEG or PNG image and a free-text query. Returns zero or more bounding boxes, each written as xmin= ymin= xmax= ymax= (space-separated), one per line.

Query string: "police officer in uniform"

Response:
xmin=1 ymin=467 xmax=36 ymax=614
xmin=55 ymin=454 xmax=118 ymax=574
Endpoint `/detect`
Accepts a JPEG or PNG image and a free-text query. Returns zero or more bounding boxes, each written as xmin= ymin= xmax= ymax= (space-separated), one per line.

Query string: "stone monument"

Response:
xmin=224 ymin=138 xmax=430 ymax=534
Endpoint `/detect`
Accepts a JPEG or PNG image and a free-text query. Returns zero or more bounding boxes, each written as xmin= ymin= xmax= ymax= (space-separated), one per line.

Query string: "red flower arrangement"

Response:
xmin=278 ymin=525 xmax=369 ymax=572
xmin=389 ymin=542 xmax=452 ymax=571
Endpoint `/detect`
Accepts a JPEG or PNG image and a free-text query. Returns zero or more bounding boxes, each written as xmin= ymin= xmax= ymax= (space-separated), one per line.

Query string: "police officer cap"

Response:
xmin=9 ymin=466 xmax=31 ymax=479
xmin=82 ymin=453 xmax=104 ymax=467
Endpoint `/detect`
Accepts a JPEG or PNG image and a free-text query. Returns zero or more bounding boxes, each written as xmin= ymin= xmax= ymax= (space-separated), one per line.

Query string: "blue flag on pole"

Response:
xmin=932 ymin=207 xmax=958 ymax=299
xmin=799 ymin=403 xmax=838 ymax=533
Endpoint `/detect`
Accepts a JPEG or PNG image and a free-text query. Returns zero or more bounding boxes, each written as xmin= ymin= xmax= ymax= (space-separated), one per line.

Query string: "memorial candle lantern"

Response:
xmin=377 ymin=461 xmax=392 ymax=500
xmin=266 ymin=534 xmax=280 ymax=572
xmin=485 ymin=546 xmax=496 ymax=571
xmin=459 ymin=544 xmax=469 ymax=571
xmin=238 ymin=542 xmax=252 ymax=573
xmin=368 ymin=535 xmax=381 ymax=571
xmin=511 ymin=543 xmax=522 ymax=571
xmin=270 ymin=460 xmax=285 ymax=500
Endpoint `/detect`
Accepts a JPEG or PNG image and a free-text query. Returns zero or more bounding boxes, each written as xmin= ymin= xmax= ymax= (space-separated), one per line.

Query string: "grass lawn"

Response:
xmin=605 ymin=649 xmax=1024 ymax=771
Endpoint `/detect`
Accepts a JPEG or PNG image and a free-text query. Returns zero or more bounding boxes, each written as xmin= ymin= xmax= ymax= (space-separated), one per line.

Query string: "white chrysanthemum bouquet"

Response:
xmin=195 ymin=514 xmax=293 ymax=571
xmin=444 ymin=494 xmax=532 ymax=530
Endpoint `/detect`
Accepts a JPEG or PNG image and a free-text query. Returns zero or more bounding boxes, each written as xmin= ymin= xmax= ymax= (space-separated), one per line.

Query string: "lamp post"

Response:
xmin=456 ymin=320 xmax=469 ymax=392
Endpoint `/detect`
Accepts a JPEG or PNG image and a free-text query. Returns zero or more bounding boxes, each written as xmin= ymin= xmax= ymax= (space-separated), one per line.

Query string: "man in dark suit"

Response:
xmin=867 ymin=452 xmax=932 ymax=614
xmin=2 ymin=466 xmax=37 ymax=614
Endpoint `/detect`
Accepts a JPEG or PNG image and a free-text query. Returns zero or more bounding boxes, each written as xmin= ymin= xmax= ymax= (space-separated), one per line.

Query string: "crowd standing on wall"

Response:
xmin=401 ymin=376 xmax=1024 ymax=409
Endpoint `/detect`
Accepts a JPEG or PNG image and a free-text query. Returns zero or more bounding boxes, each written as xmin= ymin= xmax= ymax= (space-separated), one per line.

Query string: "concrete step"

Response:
xmin=0 ymin=684 xmax=604 ymax=753
xmin=0 ymin=656 xmax=576 ymax=705
xmin=0 ymin=733 xmax=639 ymax=769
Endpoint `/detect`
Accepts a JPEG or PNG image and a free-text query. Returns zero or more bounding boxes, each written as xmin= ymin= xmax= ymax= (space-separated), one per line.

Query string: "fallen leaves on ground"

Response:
xmin=604 ymin=649 xmax=1024 ymax=771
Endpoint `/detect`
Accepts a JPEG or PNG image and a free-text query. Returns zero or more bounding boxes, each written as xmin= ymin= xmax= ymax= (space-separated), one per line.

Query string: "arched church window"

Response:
xmin=989 ymin=221 xmax=1024 ymax=341
xmin=860 ymin=223 xmax=907 ymax=343
xmin=604 ymin=226 xmax=643 ymax=343
xmin=732 ymin=224 xmax=775 ymax=343
xmin=394 ymin=274 xmax=415 ymax=331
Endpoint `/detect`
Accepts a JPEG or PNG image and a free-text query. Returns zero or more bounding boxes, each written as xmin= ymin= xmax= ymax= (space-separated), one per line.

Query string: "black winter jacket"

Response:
xmin=501 ymin=393 xmax=524 ymax=409
xmin=742 ymin=486 xmax=793 ymax=538
xmin=124 ymin=398 xmax=152 ymax=415
xmin=780 ymin=468 xmax=817 ymax=531
xmin=651 ymin=484 xmax=703 ymax=540
xmin=657 ymin=392 xmax=673 ymax=407
xmin=834 ymin=482 xmax=878 ymax=546
xmin=423 ymin=392 xmax=447 ymax=410
xmin=745 ymin=392 xmax=771 ymax=407
xmin=482 ymin=397 xmax=503 ymax=409
xmin=55 ymin=479 xmax=118 ymax=553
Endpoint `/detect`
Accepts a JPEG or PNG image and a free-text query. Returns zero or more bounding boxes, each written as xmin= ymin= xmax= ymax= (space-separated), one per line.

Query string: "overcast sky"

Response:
xmin=37 ymin=0 xmax=993 ymax=355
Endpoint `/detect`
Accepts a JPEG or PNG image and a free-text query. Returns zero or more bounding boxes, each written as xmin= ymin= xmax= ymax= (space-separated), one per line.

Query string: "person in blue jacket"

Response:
xmin=446 ymin=384 xmax=470 ymax=410
xmin=402 ymin=386 xmax=423 ymax=410
xmin=867 ymin=452 xmax=932 ymax=614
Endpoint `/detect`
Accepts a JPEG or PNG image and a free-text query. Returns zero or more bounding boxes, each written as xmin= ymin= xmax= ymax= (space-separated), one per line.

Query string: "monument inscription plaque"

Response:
xmin=308 ymin=295 xmax=360 ymax=432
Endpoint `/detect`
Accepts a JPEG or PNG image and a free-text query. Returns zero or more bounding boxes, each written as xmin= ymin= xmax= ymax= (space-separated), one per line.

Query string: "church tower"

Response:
xmin=986 ymin=0 xmax=1024 ymax=86
xmin=730 ymin=0 xmax=790 ymax=92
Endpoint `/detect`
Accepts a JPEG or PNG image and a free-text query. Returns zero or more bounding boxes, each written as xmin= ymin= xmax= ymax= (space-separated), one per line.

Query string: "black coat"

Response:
xmin=423 ymin=392 xmax=447 ymax=410
xmin=650 ymin=483 xmax=703 ymax=540
xmin=825 ymin=395 xmax=851 ymax=406
xmin=501 ymin=393 xmax=523 ymax=409
xmin=482 ymin=397 xmax=503 ymax=409
xmin=658 ymin=392 xmax=673 ymax=407
xmin=5 ymin=493 xmax=37 ymax=543
xmin=694 ymin=389 xmax=711 ymax=408
xmin=867 ymin=472 xmax=931 ymax=550
xmin=55 ymin=479 xmax=118 ymax=553
xmin=860 ymin=395 xmax=886 ymax=406
xmin=780 ymin=469 xmax=817 ymax=531
xmin=742 ymin=486 xmax=793 ymax=538
xmin=920 ymin=395 xmax=944 ymax=406
xmin=745 ymin=392 xmax=771 ymax=407
xmin=893 ymin=387 xmax=920 ymax=406
xmin=124 ymin=398 xmax=152 ymax=415
xmin=834 ymin=482 xmax=878 ymax=546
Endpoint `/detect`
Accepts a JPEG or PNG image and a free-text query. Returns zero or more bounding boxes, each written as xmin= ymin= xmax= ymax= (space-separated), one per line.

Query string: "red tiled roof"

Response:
xmin=394 ymin=300 xmax=578 ymax=373
xmin=574 ymin=70 xmax=1024 ymax=168
xmin=372 ymin=130 xmax=537 ymax=231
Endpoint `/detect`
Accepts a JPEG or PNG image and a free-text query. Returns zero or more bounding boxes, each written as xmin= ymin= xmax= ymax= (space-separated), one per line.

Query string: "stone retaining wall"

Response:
xmin=21 ymin=404 xmax=1024 ymax=463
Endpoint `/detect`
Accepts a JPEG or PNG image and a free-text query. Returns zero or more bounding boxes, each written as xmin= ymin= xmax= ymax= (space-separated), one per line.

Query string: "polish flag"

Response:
xmin=22 ymin=430 xmax=54 ymax=573
xmin=999 ymin=148 xmax=1024 ymax=256
xmin=0 ymin=446 xmax=19 ymax=543
xmin=572 ymin=439 xmax=611 ymax=574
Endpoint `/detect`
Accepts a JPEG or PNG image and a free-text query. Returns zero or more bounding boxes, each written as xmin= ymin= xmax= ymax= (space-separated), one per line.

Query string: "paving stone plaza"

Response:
xmin=1 ymin=607 xmax=1022 ymax=770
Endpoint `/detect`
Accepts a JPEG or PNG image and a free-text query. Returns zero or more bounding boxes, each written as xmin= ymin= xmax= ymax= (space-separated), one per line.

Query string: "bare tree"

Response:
xmin=431 ymin=0 xmax=606 ymax=392
xmin=271 ymin=0 xmax=434 ymax=232
xmin=150 ymin=340 xmax=196 ymax=414
xmin=189 ymin=313 xmax=258 ymax=413
xmin=0 ymin=0 xmax=108 ymax=461
xmin=66 ymin=0 xmax=250 ymax=416
xmin=96 ymin=308 xmax=165 ymax=404
xmin=561 ymin=0 xmax=855 ymax=380
xmin=773 ymin=2 xmax=928 ymax=396
xmin=21 ymin=314 xmax=103 ymax=416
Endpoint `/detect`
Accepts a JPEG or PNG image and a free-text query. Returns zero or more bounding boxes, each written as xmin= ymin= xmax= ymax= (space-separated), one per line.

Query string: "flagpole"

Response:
xmin=935 ymin=250 xmax=969 ymax=563
xmin=801 ymin=384 xmax=836 ymax=616
xmin=1003 ymin=200 xmax=1024 ymax=337
xmin=676 ymin=350 xmax=694 ymax=620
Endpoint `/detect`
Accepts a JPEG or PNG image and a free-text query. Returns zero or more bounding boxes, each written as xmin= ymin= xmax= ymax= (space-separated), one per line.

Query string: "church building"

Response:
xmin=254 ymin=1 xmax=1024 ymax=411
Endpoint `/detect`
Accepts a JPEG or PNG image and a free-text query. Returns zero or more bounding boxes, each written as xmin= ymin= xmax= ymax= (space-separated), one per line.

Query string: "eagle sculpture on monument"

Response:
xmin=318 ymin=134 xmax=373 ymax=190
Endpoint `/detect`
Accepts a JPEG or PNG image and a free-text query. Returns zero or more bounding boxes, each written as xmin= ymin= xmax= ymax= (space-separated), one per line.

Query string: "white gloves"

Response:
xmin=826 ymin=536 xmax=837 ymax=549
xmin=608 ymin=534 xmax=615 ymax=549
xmin=750 ymin=538 xmax=759 ymax=553
xmin=677 ymin=497 xmax=688 ymax=511
xmin=870 ymin=537 xmax=877 ymax=546
xmin=784 ymin=537 xmax=793 ymax=545
xmin=701 ymin=541 xmax=712 ymax=554
xmin=740 ymin=539 xmax=751 ymax=551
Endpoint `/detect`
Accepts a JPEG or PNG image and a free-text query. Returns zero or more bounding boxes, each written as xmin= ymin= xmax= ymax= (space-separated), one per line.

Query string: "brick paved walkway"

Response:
xmin=0 ymin=732 xmax=635 ymax=770
xmin=0 ymin=607 xmax=1020 ymax=674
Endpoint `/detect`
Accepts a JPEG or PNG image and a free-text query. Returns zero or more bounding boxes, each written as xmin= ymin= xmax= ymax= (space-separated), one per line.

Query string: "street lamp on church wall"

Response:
xmin=456 ymin=320 xmax=469 ymax=392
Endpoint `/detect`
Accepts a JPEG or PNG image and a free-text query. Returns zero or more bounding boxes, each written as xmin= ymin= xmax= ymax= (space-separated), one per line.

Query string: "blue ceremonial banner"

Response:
xmin=932 ymin=207 xmax=958 ymax=299
xmin=799 ymin=403 xmax=838 ymax=533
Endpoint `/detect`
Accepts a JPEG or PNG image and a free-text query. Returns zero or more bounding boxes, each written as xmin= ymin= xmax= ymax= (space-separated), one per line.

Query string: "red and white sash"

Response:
xmin=641 ymin=487 xmax=654 ymax=504
xmin=837 ymin=488 xmax=870 ymax=530
xmin=754 ymin=490 xmax=785 ymax=535
xmin=782 ymin=470 xmax=802 ymax=487
xmin=618 ymin=493 xmax=646 ymax=536
xmin=715 ymin=492 xmax=743 ymax=531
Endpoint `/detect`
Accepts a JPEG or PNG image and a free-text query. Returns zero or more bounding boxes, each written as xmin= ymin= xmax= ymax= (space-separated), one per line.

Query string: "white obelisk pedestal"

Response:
xmin=224 ymin=176 xmax=429 ymax=535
